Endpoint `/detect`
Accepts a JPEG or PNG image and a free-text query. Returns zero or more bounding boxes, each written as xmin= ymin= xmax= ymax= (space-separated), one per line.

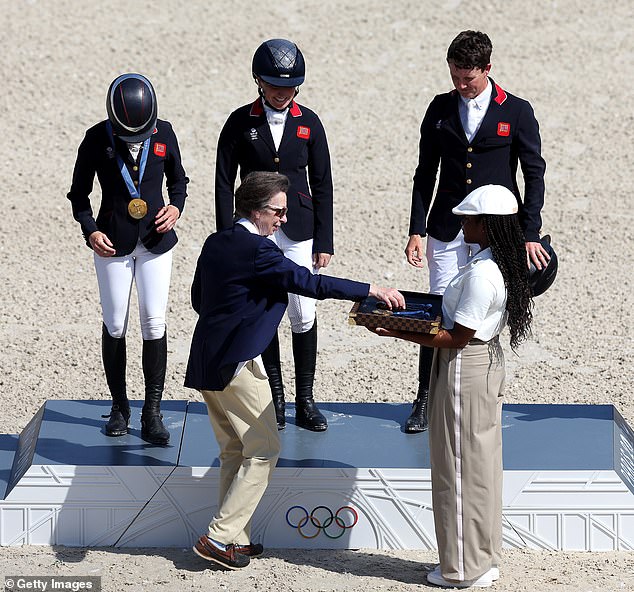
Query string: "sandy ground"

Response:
xmin=0 ymin=0 xmax=633 ymax=590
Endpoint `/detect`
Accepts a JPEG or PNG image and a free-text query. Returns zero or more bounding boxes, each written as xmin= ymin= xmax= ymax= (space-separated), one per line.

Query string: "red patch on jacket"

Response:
xmin=297 ymin=126 xmax=310 ymax=139
xmin=497 ymin=122 xmax=510 ymax=137
xmin=153 ymin=143 xmax=166 ymax=157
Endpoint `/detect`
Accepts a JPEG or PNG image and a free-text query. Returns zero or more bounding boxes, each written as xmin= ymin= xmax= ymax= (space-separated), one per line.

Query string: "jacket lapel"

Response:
xmin=472 ymin=78 xmax=507 ymax=143
xmin=249 ymin=99 xmax=277 ymax=154
xmin=113 ymin=136 xmax=138 ymax=165
xmin=444 ymin=90 xmax=468 ymax=145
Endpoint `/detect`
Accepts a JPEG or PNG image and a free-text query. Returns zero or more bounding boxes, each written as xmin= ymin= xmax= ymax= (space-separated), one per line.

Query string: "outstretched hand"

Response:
xmin=368 ymin=324 xmax=433 ymax=346
xmin=371 ymin=326 xmax=405 ymax=339
xmin=368 ymin=285 xmax=405 ymax=310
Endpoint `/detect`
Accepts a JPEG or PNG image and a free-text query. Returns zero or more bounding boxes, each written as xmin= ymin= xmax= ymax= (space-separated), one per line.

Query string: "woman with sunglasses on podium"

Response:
xmin=186 ymin=171 xmax=403 ymax=569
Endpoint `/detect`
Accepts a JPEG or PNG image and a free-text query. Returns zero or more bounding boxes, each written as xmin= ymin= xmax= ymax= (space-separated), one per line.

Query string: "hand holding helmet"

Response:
xmin=528 ymin=235 xmax=558 ymax=296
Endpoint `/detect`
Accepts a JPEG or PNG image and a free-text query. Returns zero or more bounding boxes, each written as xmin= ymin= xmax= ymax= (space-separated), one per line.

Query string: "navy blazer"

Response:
xmin=409 ymin=80 xmax=546 ymax=242
xmin=215 ymin=99 xmax=334 ymax=254
xmin=67 ymin=119 xmax=189 ymax=255
xmin=184 ymin=224 xmax=369 ymax=391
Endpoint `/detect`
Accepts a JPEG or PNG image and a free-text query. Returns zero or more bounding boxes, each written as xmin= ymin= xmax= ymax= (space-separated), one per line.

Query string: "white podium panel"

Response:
xmin=122 ymin=467 xmax=436 ymax=549
xmin=0 ymin=400 xmax=632 ymax=551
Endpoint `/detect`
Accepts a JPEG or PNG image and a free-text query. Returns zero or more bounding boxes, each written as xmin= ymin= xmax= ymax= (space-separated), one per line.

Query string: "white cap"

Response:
xmin=452 ymin=185 xmax=518 ymax=216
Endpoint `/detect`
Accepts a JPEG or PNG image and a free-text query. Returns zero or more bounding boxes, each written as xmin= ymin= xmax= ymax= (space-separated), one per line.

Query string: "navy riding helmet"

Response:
xmin=106 ymin=73 xmax=157 ymax=142
xmin=252 ymin=39 xmax=305 ymax=87
xmin=529 ymin=235 xmax=558 ymax=297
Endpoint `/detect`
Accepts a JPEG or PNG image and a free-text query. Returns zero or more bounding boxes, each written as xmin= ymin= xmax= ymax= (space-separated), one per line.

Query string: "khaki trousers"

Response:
xmin=428 ymin=339 xmax=505 ymax=582
xmin=201 ymin=361 xmax=281 ymax=545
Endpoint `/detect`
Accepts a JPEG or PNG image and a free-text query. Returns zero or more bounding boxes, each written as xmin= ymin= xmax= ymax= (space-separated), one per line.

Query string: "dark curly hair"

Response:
xmin=446 ymin=30 xmax=492 ymax=71
xmin=483 ymin=214 xmax=533 ymax=351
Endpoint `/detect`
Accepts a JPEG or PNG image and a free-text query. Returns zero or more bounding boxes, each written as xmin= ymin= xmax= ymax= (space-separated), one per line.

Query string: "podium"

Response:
xmin=1 ymin=400 xmax=632 ymax=550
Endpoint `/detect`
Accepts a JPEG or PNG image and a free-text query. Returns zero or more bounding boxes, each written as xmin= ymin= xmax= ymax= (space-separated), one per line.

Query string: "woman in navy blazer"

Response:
xmin=186 ymin=171 xmax=402 ymax=568
xmin=214 ymin=39 xmax=335 ymax=432
xmin=67 ymin=73 xmax=188 ymax=445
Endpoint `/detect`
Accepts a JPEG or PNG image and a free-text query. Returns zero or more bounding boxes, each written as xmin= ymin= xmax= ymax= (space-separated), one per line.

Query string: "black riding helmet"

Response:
xmin=106 ymin=73 xmax=158 ymax=142
xmin=252 ymin=39 xmax=305 ymax=87
xmin=529 ymin=235 xmax=558 ymax=297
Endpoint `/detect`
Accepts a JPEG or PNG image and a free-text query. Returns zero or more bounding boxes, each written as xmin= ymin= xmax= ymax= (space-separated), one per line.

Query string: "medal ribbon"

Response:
xmin=106 ymin=120 xmax=150 ymax=199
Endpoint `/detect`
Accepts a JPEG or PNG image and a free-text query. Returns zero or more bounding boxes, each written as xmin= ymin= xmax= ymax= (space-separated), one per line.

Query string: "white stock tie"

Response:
xmin=465 ymin=99 xmax=480 ymax=142
xmin=266 ymin=109 xmax=287 ymax=150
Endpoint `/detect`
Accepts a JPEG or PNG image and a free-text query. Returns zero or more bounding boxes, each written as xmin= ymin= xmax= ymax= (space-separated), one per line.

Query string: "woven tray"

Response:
xmin=349 ymin=290 xmax=442 ymax=334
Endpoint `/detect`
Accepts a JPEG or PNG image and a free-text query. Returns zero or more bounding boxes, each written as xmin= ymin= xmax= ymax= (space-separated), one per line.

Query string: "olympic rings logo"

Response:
xmin=285 ymin=505 xmax=359 ymax=539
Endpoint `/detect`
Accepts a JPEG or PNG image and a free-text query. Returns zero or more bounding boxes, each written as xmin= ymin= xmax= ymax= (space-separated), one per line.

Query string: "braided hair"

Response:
xmin=483 ymin=214 xmax=533 ymax=351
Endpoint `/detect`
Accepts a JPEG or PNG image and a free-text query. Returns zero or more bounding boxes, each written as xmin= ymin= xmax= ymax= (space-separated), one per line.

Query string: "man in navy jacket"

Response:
xmin=403 ymin=31 xmax=548 ymax=434
xmin=186 ymin=171 xmax=402 ymax=569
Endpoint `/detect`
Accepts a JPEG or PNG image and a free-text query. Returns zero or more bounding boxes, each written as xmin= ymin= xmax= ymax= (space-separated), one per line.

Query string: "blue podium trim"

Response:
xmin=31 ymin=400 xmax=187 ymax=467
xmin=2 ymin=401 xmax=633 ymax=500
xmin=179 ymin=401 xmax=430 ymax=469
xmin=502 ymin=404 xmax=615 ymax=470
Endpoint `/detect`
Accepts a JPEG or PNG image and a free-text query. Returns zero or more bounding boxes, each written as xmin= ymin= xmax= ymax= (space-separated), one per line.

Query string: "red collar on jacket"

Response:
xmin=249 ymin=99 xmax=302 ymax=117
xmin=492 ymin=82 xmax=507 ymax=105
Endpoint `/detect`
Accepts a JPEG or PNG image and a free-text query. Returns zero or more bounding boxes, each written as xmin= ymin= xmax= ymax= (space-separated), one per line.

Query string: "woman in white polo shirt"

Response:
xmin=374 ymin=184 xmax=533 ymax=589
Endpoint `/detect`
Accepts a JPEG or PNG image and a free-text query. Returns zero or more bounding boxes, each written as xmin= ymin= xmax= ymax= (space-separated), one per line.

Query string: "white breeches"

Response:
xmin=426 ymin=230 xmax=478 ymax=295
xmin=269 ymin=228 xmax=316 ymax=333
xmin=94 ymin=241 xmax=172 ymax=340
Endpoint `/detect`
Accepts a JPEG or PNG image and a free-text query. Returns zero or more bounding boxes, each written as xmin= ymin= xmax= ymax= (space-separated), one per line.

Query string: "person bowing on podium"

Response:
xmin=67 ymin=73 xmax=189 ymax=445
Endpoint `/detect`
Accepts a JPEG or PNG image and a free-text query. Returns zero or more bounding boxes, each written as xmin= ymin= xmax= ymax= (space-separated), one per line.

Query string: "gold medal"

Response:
xmin=128 ymin=198 xmax=148 ymax=220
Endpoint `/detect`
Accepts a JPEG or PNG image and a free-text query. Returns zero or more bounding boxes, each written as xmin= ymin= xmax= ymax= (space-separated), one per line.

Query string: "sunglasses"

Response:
xmin=264 ymin=205 xmax=288 ymax=218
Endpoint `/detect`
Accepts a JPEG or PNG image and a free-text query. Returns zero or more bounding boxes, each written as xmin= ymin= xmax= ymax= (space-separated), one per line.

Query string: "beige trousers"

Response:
xmin=428 ymin=339 xmax=505 ymax=582
xmin=201 ymin=361 xmax=281 ymax=545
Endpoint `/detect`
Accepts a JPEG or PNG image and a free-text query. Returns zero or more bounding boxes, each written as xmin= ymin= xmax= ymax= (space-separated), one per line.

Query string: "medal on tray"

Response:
xmin=128 ymin=198 xmax=148 ymax=220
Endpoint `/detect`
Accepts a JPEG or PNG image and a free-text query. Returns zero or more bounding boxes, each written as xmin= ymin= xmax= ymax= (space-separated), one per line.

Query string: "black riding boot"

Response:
xmin=102 ymin=324 xmax=130 ymax=436
xmin=293 ymin=320 xmax=327 ymax=432
xmin=141 ymin=331 xmax=170 ymax=445
xmin=404 ymin=345 xmax=433 ymax=433
xmin=262 ymin=332 xmax=286 ymax=430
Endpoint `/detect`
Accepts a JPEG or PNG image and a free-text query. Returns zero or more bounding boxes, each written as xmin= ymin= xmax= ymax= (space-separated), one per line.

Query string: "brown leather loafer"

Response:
xmin=233 ymin=542 xmax=264 ymax=557
xmin=193 ymin=535 xmax=250 ymax=569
